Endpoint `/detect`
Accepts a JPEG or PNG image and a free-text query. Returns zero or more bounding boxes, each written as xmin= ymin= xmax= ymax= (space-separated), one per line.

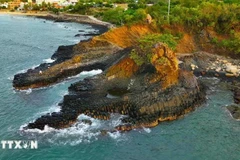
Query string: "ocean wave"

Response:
xmin=7 ymin=76 xmax=14 ymax=81
xmin=142 ymin=127 xmax=151 ymax=133
xmin=68 ymin=39 xmax=80 ymax=43
xmin=16 ymin=64 xmax=39 ymax=74
xmin=14 ymin=69 xmax=102 ymax=94
xmin=67 ymin=69 xmax=102 ymax=80
xmin=37 ymin=104 xmax=61 ymax=117
xmin=43 ymin=58 xmax=56 ymax=63
xmin=108 ymin=131 xmax=122 ymax=139
xmin=19 ymin=113 xmax=128 ymax=145
xmin=80 ymin=69 xmax=102 ymax=76
xmin=17 ymin=88 xmax=32 ymax=94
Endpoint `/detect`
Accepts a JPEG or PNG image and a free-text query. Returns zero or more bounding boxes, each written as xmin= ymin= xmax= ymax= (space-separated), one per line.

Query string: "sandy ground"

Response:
xmin=0 ymin=10 xmax=48 ymax=16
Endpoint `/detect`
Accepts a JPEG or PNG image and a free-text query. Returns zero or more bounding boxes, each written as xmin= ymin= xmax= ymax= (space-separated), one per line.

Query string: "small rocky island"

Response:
xmin=13 ymin=20 xmax=240 ymax=131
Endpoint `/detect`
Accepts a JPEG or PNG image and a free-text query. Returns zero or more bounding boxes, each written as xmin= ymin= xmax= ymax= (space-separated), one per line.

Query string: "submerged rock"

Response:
xmin=226 ymin=105 xmax=240 ymax=120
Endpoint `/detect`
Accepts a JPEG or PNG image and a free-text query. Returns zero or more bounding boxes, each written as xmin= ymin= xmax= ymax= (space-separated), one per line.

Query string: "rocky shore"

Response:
xmin=13 ymin=15 xmax=113 ymax=90
xmin=26 ymin=43 xmax=206 ymax=131
xmin=34 ymin=13 xmax=114 ymax=31
xmin=178 ymin=51 xmax=240 ymax=120
xmin=178 ymin=52 xmax=240 ymax=81
xmin=13 ymin=19 xmax=240 ymax=132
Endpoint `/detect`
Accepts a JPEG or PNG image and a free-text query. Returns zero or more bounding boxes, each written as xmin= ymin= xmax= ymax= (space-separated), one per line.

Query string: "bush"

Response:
xmin=102 ymin=7 xmax=124 ymax=25
xmin=130 ymin=33 xmax=178 ymax=66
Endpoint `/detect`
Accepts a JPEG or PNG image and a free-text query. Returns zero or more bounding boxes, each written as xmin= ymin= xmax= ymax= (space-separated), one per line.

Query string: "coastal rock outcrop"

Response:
xmin=26 ymin=43 xmax=206 ymax=131
xmin=178 ymin=51 xmax=240 ymax=81
xmin=226 ymin=104 xmax=240 ymax=120
xmin=13 ymin=23 xmax=155 ymax=90
xmin=13 ymin=38 xmax=123 ymax=90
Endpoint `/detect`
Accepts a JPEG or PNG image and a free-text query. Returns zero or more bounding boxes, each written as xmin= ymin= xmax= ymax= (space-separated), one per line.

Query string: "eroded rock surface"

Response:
xmin=179 ymin=51 xmax=240 ymax=81
xmin=26 ymin=43 xmax=206 ymax=131
xmin=13 ymin=39 xmax=122 ymax=90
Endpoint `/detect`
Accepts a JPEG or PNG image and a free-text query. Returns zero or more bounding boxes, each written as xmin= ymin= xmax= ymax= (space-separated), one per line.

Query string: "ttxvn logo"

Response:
xmin=1 ymin=140 xmax=38 ymax=149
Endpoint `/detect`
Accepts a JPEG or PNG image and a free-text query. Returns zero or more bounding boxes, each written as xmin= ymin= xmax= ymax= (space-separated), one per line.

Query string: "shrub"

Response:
xmin=130 ymin=33 xmax=178 ymax=66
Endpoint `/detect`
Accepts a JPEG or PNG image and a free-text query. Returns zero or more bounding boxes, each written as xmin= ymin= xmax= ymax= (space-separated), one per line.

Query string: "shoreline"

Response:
xmin=0 ymin=10 xmax=114 ymax=29
xmin=0 ymin=10 xmax=49 ymax=16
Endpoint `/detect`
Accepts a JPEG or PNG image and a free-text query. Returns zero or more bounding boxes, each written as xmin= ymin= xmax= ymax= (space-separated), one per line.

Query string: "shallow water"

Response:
xmin=0 ymin=15 xmax=239 ymax=160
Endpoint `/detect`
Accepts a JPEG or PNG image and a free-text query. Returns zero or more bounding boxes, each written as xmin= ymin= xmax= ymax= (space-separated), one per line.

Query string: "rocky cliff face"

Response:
xmin=12 ymin=22 xmax=208 ymax=131
xmin=13 ymin=24 xmax=155 ymax=90
xmin=13 ymin=38 xmax=122 ymax=90
xmin=27 ymin=43 xmax=206 ymax=131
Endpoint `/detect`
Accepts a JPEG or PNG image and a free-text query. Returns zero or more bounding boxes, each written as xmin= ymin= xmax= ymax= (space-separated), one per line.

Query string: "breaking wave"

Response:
xmin=19 ymin=113 xmax=128 ymax=145
xmin=43 ymin=58 xmax=56 ymax=63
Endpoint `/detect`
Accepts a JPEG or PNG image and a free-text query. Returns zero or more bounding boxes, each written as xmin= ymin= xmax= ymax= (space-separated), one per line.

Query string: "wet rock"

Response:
xmin=81 ymin=119 xmax=92 ymax=125
xmin=74 ymin=34 xmax=81 ymax=37
xmin=232 ymin=82 xmax=240 ymax=104
xmin=226 ymin=105 xmax=240 ymax=120
xmin=178 ymin=51 xmax=240 ymax=82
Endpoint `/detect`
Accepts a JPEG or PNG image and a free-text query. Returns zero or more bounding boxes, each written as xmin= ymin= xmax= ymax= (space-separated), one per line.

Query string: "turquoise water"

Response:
xmin=0 ymin=15 xmax=239 ymax=160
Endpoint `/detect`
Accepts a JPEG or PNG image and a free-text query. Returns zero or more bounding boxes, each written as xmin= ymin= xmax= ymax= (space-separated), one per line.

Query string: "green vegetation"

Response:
xmin=101 ymin=7 xmax=146 ymax=25
xmin=95 ymin=0 xmax=239 ymax=54
xmin=212 ymin=32 xmax=240 ymax=54
xmin=130 ymin=33 xmax=178 ymax=66
xmin=0 ymin=0 xmax=11 ymax=3
xmin=2 ymin=0 xmax=239 ymax=55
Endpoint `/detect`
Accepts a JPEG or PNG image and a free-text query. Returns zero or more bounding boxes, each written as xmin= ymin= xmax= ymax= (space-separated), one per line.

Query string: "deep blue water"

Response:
xmin=0 ymin=15 xmax=239 ymax=160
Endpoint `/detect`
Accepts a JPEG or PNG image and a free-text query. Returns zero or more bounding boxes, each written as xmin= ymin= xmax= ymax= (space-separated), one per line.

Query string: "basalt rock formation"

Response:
xmin=13 ymin=22 xmax=208 ymax=131
xmin=13 ymin=38 xmax=123 ymax=90
xmin=13 ymin=24 xmax=155 ymax=90
xmin=27 ymin=43 xmax=206 ymax=131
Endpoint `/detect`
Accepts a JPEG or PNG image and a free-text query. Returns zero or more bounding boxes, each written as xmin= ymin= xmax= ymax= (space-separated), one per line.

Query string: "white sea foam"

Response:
xmin=7 ymin=76 xmax=14 ymax=81
xmin=18 ymin=88 xmax=32 ymax=94
xmin=143 ymin=127 xmax=151 ymax=133
xmin=67 ymin=69 xmax=102 ymax=80
xmin=68 ymin=39 xmax=80 ymax=43
xmin=43 ymin=58 xmax=55 ymax=63
xmin=20 ymin=125 xmax=55 ymax=134
xmin=16 ymin=69 xmax=27 ymax=74
xmin=225 ymin=105 xmax=240 ymax=121
xmin=108 ymin=131 xmax=121 ymax=139
xmin=80 ymin=69 xmax=102 ymax=76
xmin=20 ymin=113 xmax=127 ymax=145
xmin=110 ymin=114 xmax=127 ymax=127
xmin=56 ymin=23 xmax=67 ymax=29
xmin=38 ymin=105 xmax=61 ymax=116
xmin=16 ymin=65 xmax=39 ymax=74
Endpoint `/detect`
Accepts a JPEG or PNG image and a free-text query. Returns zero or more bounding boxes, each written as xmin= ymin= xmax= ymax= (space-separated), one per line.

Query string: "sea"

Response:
xmin=0 ymin=14 xmax=239 ymax=160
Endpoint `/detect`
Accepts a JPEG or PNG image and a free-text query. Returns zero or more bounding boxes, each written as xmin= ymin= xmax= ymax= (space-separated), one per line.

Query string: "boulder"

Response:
xmin=226 ymin=105 xmax=240 ymax=120
xmin=226 ymin=64 xmax=238 ymax=75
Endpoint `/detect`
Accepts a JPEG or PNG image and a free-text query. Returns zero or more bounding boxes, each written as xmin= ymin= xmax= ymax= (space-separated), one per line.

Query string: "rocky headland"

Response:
xmin=26 ymin=42 xmax=206 ymax=131
xmin=14 ymin=19 xmax=240 ymax=131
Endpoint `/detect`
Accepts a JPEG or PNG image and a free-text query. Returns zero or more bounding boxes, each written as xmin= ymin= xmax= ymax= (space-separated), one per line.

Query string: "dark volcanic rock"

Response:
xmin=226 ymin=105 xmax=240 ymax=120
xmin=26 ymin=43 xmax=206 ymax=131
xmin=13 ymin=34 xmax=123 ymax=90
xmin=51 ymin=45 xmax=75 ymax=62
xmin=13 ymin=46 xmax=126 ymax=90
xmin=178 ymin=52 xmax=240 ymax=82
xmin=74 ymin=32 xmax=100 ymax=37
xmin=27 ymin=68 xmax=206 ymax=131
xmin=232 ymin=81 xmax=240 ymax=104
